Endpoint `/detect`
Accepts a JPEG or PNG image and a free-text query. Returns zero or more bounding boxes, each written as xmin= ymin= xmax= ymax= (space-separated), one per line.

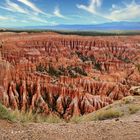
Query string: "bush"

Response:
xmin=117 ymin=56 xmax=131 ymax=63
xmin=67 ymin=66 xmax=87 ymax=77
xmin=129 ymin=104 xmax=140 ymax=114
xmin=36 ymin=64 xmax=46 ymax=72
xmin=0 ymin=103 xmax=14 ymax=121
xmin=0 ymin=103 xmax=63 ymax=123
xmin=122 ymin=96 xmax=135 ymax=104
xmin=11 ymin=110 xmax=35 ymax=123
xmin=73 ymin=67 xmax=87 ymax=76
xmin=70 ymin=116 xmax=82 ymax=123
xmin=11 ymin=110 xmax=63 ymax=123
xmin=47 ymin=66 xmax=62 ymax=77
xmin=36 ymin=114 xmax=63 ymax=123
xmin=94 ymin=62 xmax=102 ymax=71
xmin=94 ymin=108 xmax=123 ymax=120
xmin=76 ymin=51 xmax=89 ymax=62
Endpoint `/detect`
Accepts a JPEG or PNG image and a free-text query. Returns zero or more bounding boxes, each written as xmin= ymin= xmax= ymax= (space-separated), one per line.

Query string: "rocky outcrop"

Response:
xmin=0 ymin=33 xmax=139 ymax=119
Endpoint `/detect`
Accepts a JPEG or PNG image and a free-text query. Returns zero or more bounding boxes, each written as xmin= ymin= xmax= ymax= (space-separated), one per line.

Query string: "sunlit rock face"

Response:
xmin=0 ymin=33 xmax=140 ymax=119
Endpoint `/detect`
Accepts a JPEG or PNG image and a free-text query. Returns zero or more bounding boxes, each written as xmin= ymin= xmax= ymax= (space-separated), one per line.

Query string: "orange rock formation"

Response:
xmin=0 ymin=33 xmax=140 ymax=119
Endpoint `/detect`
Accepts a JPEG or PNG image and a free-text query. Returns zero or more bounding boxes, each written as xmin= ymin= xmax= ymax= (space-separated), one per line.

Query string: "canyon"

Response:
xmin=0 ymin=32 xmax=140 ymax=120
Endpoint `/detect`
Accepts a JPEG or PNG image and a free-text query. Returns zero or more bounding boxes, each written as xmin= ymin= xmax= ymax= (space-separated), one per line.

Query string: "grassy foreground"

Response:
xmin=0 ymin=103 xmax=63 ymax=123
xmin=0 ymin=96 xmax=140 ymax=124
xmin=70 ymin=96 xmax=140 ymax=123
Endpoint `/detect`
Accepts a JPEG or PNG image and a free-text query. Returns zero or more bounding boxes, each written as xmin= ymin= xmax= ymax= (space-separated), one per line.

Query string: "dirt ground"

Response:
xmin=0 ymin=111 xmax=140 ymax=140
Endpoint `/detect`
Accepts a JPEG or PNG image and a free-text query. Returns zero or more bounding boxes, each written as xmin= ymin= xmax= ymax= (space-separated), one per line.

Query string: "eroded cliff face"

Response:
xmin=0 ymin=33 xmax=140 ymax=120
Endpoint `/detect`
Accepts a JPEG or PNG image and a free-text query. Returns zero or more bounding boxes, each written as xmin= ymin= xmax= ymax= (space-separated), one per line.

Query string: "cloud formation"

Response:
xmin=77 ymin=0 xmax=140 ymax=21
xmin=0 ymin=0 xmax=28 ymax=14
xmin=0 ymin=0 xmax=140 ymax=27
xmin=0 ymin=0 xmax=50 ymax=25
xmin=77 ymin=0 xmax=102 ymax=14
xmin=107 ymin=1 xmax=140 ymax=21
xmin=17 ymin=0 xmax=51 ymax=16
xmin=0 ymin=15 xmax=9 ymax=20
xmin=53 ymin=6 xmax=65 ymax=18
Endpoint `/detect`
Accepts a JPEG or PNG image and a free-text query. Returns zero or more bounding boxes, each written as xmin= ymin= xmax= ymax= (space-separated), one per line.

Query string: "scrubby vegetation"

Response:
xmin=70 ymin=96 xmax=140 ymax=123
xmin=37 ymin=64 xmax=87 ymax=78
xmin=129 ymin=105 xmax=140 ymax=114
xmin=0 ymin=103 xmax=14 ymax=121
xmin=94 ymin=108 xmax=123 ymax=120
xmin=117 ymin=56 xmax=131 ymax=63
xmin=122 ymin=96 xmax=135 ymax=104
xmin=36 ymin=64 xmax=46 ymax=73
xmin=0 ymin=103 xmax=63 ymax=123
xmin=1 ymin=29 xmax=140 ymax=36
xmin=94 ymin=62 xmax=102 ymax=71
xmin=67 ymin=66 xmax=87 ymax=77
xmin=0 ymin=96 xmax=140 ymax=124
xmin=76 ymin=51 xmax=90 ymax=62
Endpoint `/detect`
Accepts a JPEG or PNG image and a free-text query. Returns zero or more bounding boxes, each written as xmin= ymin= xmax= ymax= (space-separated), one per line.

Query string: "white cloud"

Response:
xmin=50 ymin=21 xmax=59 ymax=26
xmin=77 ymin=0 xmax=102 ymax=14
xmin=76 ymin=0 xmax=107 ymax=20
xmin=0 ymin=0 xmax=50 ymax=25
xmin=107 ymin=1 xmax=140 ymax=21
xmin=77 ymin=0 xmax=140 ymax=21
xmin=1 ymin=0 xmax=29 ymax=14
xmin=30 ymin=16 xmax=48 ymax=23
xmin=0 ymin=15 xmax=9 ymax=20
xmin=53 ymin=6 xmax=66 ymax=18
xmin=17 ymin=0 xmax=51 ymax=17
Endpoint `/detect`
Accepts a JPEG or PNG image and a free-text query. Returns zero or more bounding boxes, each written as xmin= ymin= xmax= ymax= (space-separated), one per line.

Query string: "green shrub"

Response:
xmin=94 ymin=108 xmax=123 ymax=120
xmin=73 ymin=67 xmax=87 ymax=76
xmin=76 ymin=51 xmax=89 ymax=62
xmin=37 ymin=114 xmax=63 ymax=123
xmin=47 ymin=66 xmax=62 ymax=77
xmin=11 ymin=110 xmax=36 ymax=123
xmin=122 ymin=96 xmax=135 ymax=104
xmin=0 ymin=103 xmax=63 ymax=123
xmin=36 ymin=64 xmax=46 ymax=72
xmin=94 ymin=62 xmax=102 ymax=71
xmin=70 ymin=116 xmax=82 ymax=123
xmin=0 ymin=103 xmax=14 ymax=121
xmin=117 ymin=56 xmax=131 ymax=63
xmin=129 ymin=105 xmax=140 ymax=114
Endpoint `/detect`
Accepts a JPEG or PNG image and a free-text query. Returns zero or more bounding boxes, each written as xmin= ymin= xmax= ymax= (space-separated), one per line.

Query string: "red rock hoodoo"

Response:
xmin=0 ymin=33 xmax=140 ymax=120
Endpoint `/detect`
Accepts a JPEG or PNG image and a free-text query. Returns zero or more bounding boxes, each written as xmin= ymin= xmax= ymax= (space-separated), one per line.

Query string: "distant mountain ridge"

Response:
xmin=20 ymin=22 xmax=140 ymax=30
xmin=1 ymin=22 xmax=140 ymax=31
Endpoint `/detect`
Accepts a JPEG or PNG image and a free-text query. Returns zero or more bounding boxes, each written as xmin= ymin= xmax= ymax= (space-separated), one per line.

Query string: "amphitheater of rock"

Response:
xmin=0 ymin=33 xmax=140 ymax=120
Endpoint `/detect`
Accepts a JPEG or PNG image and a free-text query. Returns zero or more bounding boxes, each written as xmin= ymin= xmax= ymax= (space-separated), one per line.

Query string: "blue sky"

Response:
xmin=0 ymin=0 xmax=140 ymax=27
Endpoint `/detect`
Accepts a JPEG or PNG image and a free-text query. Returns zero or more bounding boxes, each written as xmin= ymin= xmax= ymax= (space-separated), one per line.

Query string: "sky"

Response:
xmin=0 ymin=0 xmax=140 ymax=27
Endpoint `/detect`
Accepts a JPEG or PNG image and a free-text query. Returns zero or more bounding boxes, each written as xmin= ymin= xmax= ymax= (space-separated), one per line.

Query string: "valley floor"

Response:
xmin=0 ymin=111 xmax=140 ymax=140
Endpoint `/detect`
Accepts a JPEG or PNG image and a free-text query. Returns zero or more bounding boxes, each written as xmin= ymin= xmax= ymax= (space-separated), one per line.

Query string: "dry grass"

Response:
xmin=11 ymin=110 xmax=63 ymax=123
xmin=11 ymin=110 xmax=36 ymax=123
xmin=70 ymin=107 xmax=124 ymax=123
xmin=70 ymin=116 xmax=82 ymax=123
xmin=0 ymin=103 xmax=14 ymax=121
xmin=0 ymin=103 xmax=63 ymax=123
xmin=122 ymin=96 xmax=135 ymax=104
xmin=71 ymin=96 xmax=140 ymax=123
xmin=94 ymin=108 xmax=123 ymax=120
xmin=36 ymin=114 xmax=63 ymax=123
xmin=1 ymin=96 xmax=140 ymax=124
xmin=129 ymin=104 xmax=140 ymax=114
